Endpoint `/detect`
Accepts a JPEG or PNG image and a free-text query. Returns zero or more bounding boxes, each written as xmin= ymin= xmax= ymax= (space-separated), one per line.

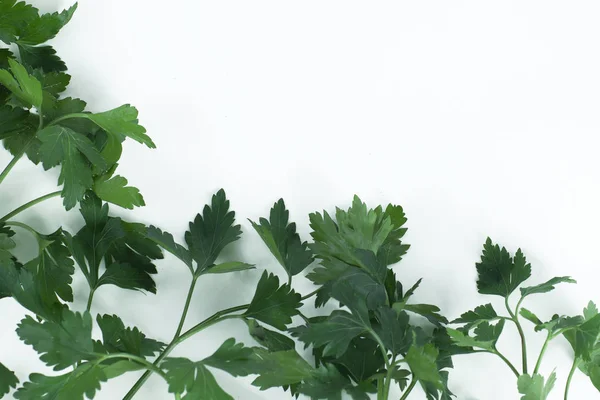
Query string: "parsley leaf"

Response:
xmin=519 ymin=276 xmax=576 ymax=299
xmin=185 ymin=189 xmax=242 ymax=275
xmin=18 ymin=44 xmax=66 ymax=72
xmin=405 ymin=343 xmax=444 ymax=390
xmin=251 ymin=199 xmax=314 ymax=278
xmin=83 ymin=105 xmax=155 ymax=148
xmin=147 ymin=225 xmax=192 ymax=271
xmin=16 ymin=309 xmax=95 ymax=370
xmin=244 ymin=271 xmax=302 ymax=330
xmin=476 ymin=238 xmax=532 ymax=298
xmin=246 ymin=319 xmax=295 ymax=352
xmin=94 ymin=314 xmax=165 ymax=357
xmin=93 ymin=174 xmax=145 ymax=209
xmin=38 ymin=125 xmax=107 ymax=209
xmin=161 ymin=358 xmax=233 ymax=400
xmin=0 ymin=0 xmax=38 ymax=44
xmin=0 ymin=362 xmax=19 ymax=397
xmin=0 ymin=58 xmax=42 ymax=109
xmin=203 ymin=338 xmax=258 ymax=377
xmin=17 ymin=4 xmax=77 ymax=45
xmin=250 ymin=348 xmax=314 ymax=390
xmin=451 ymin=303 xmax=498 ymax=330
xmin=517 ymin=372 xmax=556 ymax=400
xmin=374 ymin=307 xmax=412 ymax=355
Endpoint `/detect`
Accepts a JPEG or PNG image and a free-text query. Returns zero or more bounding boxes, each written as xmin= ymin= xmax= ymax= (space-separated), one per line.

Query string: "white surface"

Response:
xmin=2 ymin=0 xmax=600 ymax=398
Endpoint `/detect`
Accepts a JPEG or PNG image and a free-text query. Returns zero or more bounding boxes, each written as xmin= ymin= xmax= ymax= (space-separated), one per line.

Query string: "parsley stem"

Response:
xmin=380 ymin=355 xmax=396 ymax=400
xmin=399 ymin=377 xmax=417 ymax=400
xmin=505 ymin=296 xmax=528 ymax=374
xmin=173 ymin=276 xmax=198 ymax=338
xmin=3 ymin=221 xmax=40 ymax=239
xmin=533 ymin=331 xmax=552 ymax=375
xmin=95 ymin=353 xmax=170 ymax=384
xmin=301 ymin=288 xmax=319 ymax=301
xmin=564 ymin=358 xmax=579 ymax=400
xmin=0 ymin=152 xmax=23 ymax=186
xmin=492 ymin=349 xmax=520 ymax=377
xmin=122 ymin=304 xmax=249 ymax=400
xmin=0 ymin=191 xmax=62 ymax=222
xmin=86 ymin=288 xmax=96 ymax=313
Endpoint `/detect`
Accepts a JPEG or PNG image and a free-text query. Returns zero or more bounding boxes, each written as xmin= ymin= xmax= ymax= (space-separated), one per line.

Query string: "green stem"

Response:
xmin=0 ymin=191 xmax=62 ymax=222
xmin=492 ymin=349 xmax=520 ymax=378
xmin=376 ymin=376 xmax=385 ymax=400
xmin=95 ymin=353 xmax=170 ymax=384
xmin=399 ymin=378 xmax=417 ymax=400
xmin=173 ymin=276 xmax=198 ymax=338
xmin=48 ymin=112 xmax=89 ymax=126
xmin=86 ymin=288 xmax=96 ymax=313
xmin=564 ymin=358 xmax=579 ymax=400
xmin=301 ymin=288 xmax=319 ymax=301
xmin=0 ymin=152 xmax=24 ymax=186
xmin=505 ymin=296 xmax=528 ymax=374
xmin=533 ymin=332 xmax=552 ymax=375
xmin=3 ymin=220 xmax=39 ymax=238
xmin=122 ymin=304 xmax=248 ymax=400
xmin=369 ymin=329 xmax=391 ymax=369
xmin=380 ymin=355 xmax=396 ymax=400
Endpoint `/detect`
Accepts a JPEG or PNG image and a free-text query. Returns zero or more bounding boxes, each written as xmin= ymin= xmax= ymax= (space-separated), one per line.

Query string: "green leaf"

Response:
xmin=0 ymin=0 xmax=38 ymax=44
xmin=0 ymin=104 xmax=30 ymax=138
xmin=95 ymin=314 xmax=165 ymax=357
xmin=519 ymin=276 xmax=576 ymax=299
xmin=205 ymin=261 xmax=255 ymax=274
xmin=16 ymin=309 xmax=94 ymax=370
xmin=161 ymin=357 xmax=233 ymax=400
xmin=297 ymin=364 xmax=357 ymax=400
xmin=375 ymin=307 xmax=412 ymax=355
xmin=203 ymin=338 xmax=257 ymax=377
xmin=0 ymin=362 xmax=18 ymax=397
xmin=251 ymin=199 xmax=313 ymax=277
xmin=446 ymin=328 xmax=495 ymax=351
xmin=185 ymin=189 xmax=242 ymax=274
xmin=18 ymin=44 xmax=67 ymax=72
xmin=244 ymin=271 xmax=301 ymax=330
xmin=17 ymin=4 xmax=77 ymax=45
xmin=564 ymin=314 xmax=600 ymax=360
xmin=584 ymin=301 xmax=599 ymax=321
xmin=246 ymin=319 xmax=295 ymax=352
xmin=14 ymin=361 xmax=140 ymax=400
xmin=309 ymin=196 xmax=394 ymax=270
xmin=94 ymin=175 xmax=145 ymax=209
xmin=520 ymin=308 xmax=543 ymax=326
xmin=405 ymin=343 xmax=443 ymax=389
xmin=38 ymin=125 xmax=107 ymax=209
xmin=333 ymin=337 xmax=383 ymax=382
xmin=36 ymin=71 xmax=70 ymax=96
xmin=452 ymin=303 xmax=498 ymax=329
xmin=0 ymin=58 xmax=42 ymax=108
xmin=250 ymin=348 xmax=314 ymax=390
xmin=400 ymin=303 xmax=449 ymax=327
xmin=24 ymin=228 xmax=75 ymax=304
xmin=377 ymin=203 xmax=410 ymax=266
xmin=476 ymin=238 xmax=532 ymax=298
xmin=473 ymin=320 xmax=505 ymax=345
xmin=84 ymin=105 xmax=155 ymax=148
xmin=291 ymin=310 xmax=367 ymax=358
xmin=517 ymin=372 xmax=556 ymax=400
xmin=147 ymin=225 xmax=192 ymax=270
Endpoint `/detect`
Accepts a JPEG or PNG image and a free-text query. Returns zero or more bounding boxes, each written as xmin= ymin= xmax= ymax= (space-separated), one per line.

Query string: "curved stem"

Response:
xmin=399 ymin=378 xmax=417 ymax=400
xmin=381 ymin=355 xmax=396 ymax=400
xmin=48 ymin=112 xmax=89 ymax=126
xmin=534 ymin=332 xmax=552 ymax=375
xmin=369 ymin=329 xmax=391 ymax=369
xmin=492 ymin=349 xmax=520 ymax=378
xmin=123 ymin=304 xmax=249 ymax=400
xmin=505 ymin=296 xmax=528 ymax=374
xmin=95 ymin=353 xmax=170 ymax=384
xmin=301 ymin=288 xmax=319 ymax=301
xmin=173 ymin=277 xmax=198 ymax=338
xmin=0 ymin=152 xmax=24 ymax=186
xmin=564 ymin=358 xmax=579 ymax=400
xmin=0 ymin=191 xmax=62 ymax=222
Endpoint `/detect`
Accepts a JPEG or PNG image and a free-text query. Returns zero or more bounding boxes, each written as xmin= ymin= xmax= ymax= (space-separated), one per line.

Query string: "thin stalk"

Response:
xmin=86 ymin=288 xmax=96 ymax=313
xmin=533 ymin=332 xmax=552 ymax=374
xmin=287 ymin=274 xmax=292 ymax=287
xmin=377 ymin=376 xmax=385 ymax=400
xmin=48 ymin=112 xmax=88 ymax=126
xmin=95 ymin=353 xmax=169 ymax=384
xmin=564 ymin=358 xmax=579 ymax=400
xmin=173 ymin=277 xmax=198 ymax=338
xmin=399 ymin=378 xmax=417 ymax=400
xmin=380 ymin=355 xmax=396 ymax=400
xmin=0 ymin=152 xmax=24 ymax=186
xmin=505 ymin=296 xmax=528 ymax=374
xmin=369 ymin=330 xmax=391 ymax=369
xmin=492 ymin=349 xmax=520 ymax=378
xmin=3 ymin=221 xmax=39 ymax=238
xmin=0 ymin=191 xmax=62 ymax=222
xmin=301 ymin=288 xmax=319 ymax=301
xmin=123 ymin=305 xmax=248 ymax=400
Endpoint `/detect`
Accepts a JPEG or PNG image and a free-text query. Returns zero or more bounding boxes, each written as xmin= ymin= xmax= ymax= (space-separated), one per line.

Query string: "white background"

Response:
xmin=2 ymin=0 xmax=600 ymax=399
